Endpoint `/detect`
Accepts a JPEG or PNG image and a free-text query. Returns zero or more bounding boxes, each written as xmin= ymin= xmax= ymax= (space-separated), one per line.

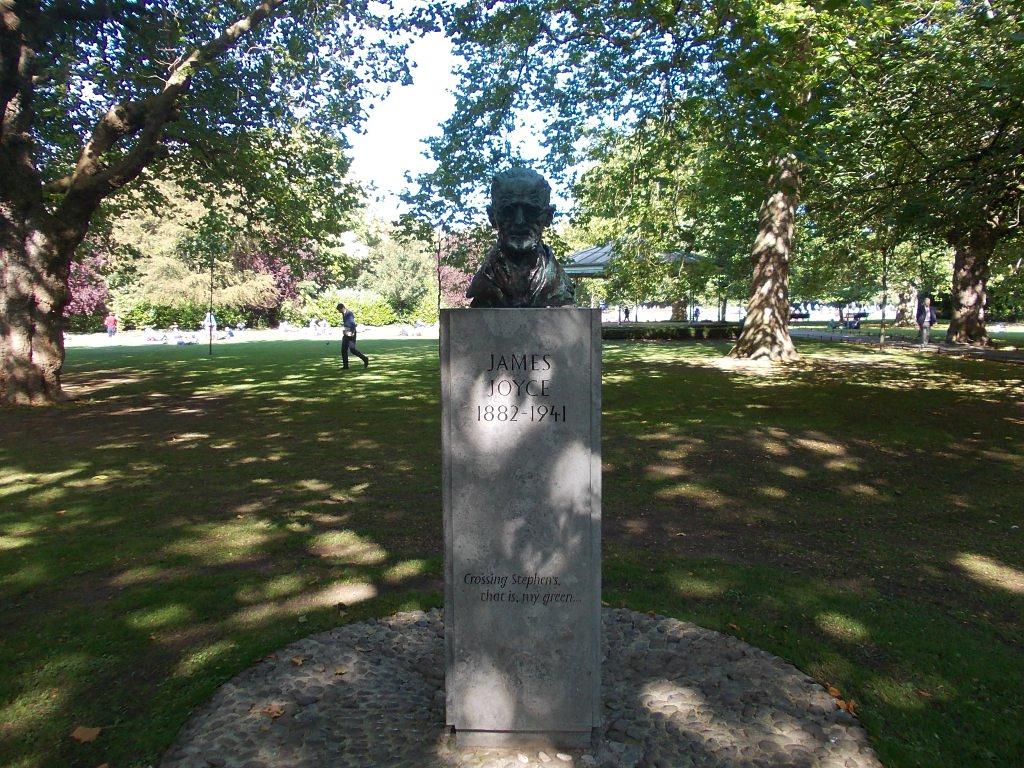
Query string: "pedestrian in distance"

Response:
xmin=916 ymin=296 xmax=937 ymax=346
xmin=336 ymin=302 xmax=369 ymax=369
xmin=103 ymin=311 xmax=118 ymax=338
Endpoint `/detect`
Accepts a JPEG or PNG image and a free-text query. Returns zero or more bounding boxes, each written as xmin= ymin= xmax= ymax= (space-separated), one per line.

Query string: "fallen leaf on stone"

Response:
xmin=827 ymin=685 xmax=841 ymax=699
xmin=290 ymin=656 xmax=304 ymax=666
xmin=71 ymin=726 xmax=101 ymax=743
xmin=727 ymin=623 xmax=741 ymax=632
xmin=261 ymin=703 xmax=285 ymax=719
xmin=334 ymin=667 xmax=347 ymax=676
xmin=835 ymin=697 xmax=858 ymax=716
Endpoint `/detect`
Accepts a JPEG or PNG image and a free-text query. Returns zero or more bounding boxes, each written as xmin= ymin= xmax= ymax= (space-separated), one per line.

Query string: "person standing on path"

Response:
xmin=916 ymin=297 xmax=937 ymax=346
xmin=336 ymin=302 xmax=369 ymax=369
xmin=103 ymin=312 xmax=118 ymax=338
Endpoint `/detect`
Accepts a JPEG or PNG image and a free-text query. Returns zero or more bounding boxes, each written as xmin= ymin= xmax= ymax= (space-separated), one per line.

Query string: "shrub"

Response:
xmin=338 ymin=290 xmax=398 ymax=326
xmin=63 ymin=313 xmax=105 ymax=333
xmin=602 ymin=322 xmax=741 ymax=341
xmin=409 ymin=292 xmax=440 ymax=324
xmin=282 ymin=289 xmax=397 ymax=327
xmin=113 ymin=299 xmax=253 ymax=330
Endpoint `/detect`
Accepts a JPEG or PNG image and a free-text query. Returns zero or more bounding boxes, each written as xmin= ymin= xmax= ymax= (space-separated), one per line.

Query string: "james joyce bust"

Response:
xmin=467 ymin=167 xmax=575 ymax=308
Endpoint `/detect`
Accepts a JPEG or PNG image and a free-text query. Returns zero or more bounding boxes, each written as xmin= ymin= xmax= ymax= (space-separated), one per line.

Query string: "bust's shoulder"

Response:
xmin=467 ymin=246 xmax=508 ymax=306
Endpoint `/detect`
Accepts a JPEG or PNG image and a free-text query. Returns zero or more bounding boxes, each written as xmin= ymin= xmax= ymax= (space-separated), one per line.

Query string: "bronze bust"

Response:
xmin=467 ymin=168 xmax=575 ymax=308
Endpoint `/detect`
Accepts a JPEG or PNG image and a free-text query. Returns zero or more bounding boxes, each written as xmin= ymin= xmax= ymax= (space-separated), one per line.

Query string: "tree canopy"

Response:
xmin=405 ymin=0 xmax=1024 ymax=354
xmin=1 ymin=0 xmax=418 ymax=403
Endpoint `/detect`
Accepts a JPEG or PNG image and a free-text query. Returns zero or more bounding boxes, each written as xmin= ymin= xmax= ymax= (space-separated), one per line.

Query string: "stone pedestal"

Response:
xmin=440 ymin=308 xmax=602 ymax=749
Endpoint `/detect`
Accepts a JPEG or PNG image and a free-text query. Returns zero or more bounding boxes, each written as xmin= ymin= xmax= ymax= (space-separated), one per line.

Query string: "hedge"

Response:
xmin=113 ymin=301 xmax=251 ymax=331
xmin=408 ymin=292 xmax=440 ymax=325
xmin=63 ymin=313 xmax=105 ymax=333
xmin=282 ymin=289 xmax=398 ymax=327
xmin=602 ymin=322 xmax=742 ymax=341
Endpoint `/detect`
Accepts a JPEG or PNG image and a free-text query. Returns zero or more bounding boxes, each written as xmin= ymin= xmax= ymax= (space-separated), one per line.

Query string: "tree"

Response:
xmin=411 ymin=0 xmax=911 ymax=362
xmin=570 ymin=123 xmax=700 ymax=312
xmin=791 ymin=204 xmax=953 ymax=330
xmin=1 ymin=0 xmax=409 ymax=404
xmin=65 ymin=249 xmax=109 ymax=320
xmin=820 ymin=1 xmax=1024 ymax=345
xmin=356 ymin=222 xmax=436 ymax=318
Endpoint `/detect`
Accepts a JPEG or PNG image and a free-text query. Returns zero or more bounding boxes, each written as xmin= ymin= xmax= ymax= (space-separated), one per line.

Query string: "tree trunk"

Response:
xmin=1 ymin=209 xmax=72 ymax=405
xmin=945 ymin=227 xmax=996 ymax=346
xmin=1 ymin=0 xmax=286 ymax=405
xmin=894 ymin=287 xmax=917 ymax=326
xmin=670 ymin=299 xmax=687 ymax=321
xmin=729 ymin=154 xmax=800 ymax=361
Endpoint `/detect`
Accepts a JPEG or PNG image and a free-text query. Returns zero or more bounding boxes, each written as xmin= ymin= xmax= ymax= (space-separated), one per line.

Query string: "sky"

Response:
xmin=345 ymin=34 xmax=457 ymax=222
xmin=345 ymin=31 xmax=565 ymax=224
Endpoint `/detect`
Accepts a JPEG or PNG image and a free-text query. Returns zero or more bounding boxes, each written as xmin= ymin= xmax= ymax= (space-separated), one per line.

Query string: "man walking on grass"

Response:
xmin=336 ymin=302 xmax=369 ymax=369
xmin=916 ymin=296 xmax=937 ymax=346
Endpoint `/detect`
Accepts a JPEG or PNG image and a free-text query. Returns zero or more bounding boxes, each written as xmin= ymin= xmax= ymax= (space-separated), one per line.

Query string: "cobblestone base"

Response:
xmin=161 ymin=609 xmax=882 ymax=768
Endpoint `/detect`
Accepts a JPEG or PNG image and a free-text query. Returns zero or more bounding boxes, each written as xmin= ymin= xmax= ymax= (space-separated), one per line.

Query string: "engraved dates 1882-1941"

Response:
xmin=480 ymin=350 xmax=566 ymax=423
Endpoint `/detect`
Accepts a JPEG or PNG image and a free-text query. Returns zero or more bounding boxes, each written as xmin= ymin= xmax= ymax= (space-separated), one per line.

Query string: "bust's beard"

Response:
xmin=500 ymin=232 xmax=541 ymax=258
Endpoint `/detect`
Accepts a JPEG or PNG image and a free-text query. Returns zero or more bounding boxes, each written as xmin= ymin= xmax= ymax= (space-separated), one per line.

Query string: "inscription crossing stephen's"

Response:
xmin=461 ymin=571 xmax=579 ymax=607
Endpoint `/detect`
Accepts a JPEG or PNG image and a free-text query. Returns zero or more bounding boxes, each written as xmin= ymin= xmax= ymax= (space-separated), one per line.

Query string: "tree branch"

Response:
xmin=56 ymin=0 xmax=287 ymax=224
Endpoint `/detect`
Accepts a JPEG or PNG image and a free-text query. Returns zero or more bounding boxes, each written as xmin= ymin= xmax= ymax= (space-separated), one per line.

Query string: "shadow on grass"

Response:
xmin=0 ymin=340 xmax=445 ymax=768
xmin=0 ymin=337 xmax=1021 ymax=767
xmin=604 ymin=552 xmax=1023 ymax=767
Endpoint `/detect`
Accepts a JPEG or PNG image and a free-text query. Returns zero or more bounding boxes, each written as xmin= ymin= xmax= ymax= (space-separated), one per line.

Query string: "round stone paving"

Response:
xmin=161 ymin=609 xmax=882 ymax=768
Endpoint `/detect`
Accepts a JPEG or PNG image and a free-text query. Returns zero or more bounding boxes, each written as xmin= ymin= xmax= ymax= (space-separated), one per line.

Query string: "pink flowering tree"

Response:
xmin=439 ymin=265 xmax=472 ymax=308
xmin=65 ymin=252 xmax=110 ymax=330
xmin=231 ymin=236 xmax=336 ymax=324
xmin=435 ymin=227 xmax=491 ymax=308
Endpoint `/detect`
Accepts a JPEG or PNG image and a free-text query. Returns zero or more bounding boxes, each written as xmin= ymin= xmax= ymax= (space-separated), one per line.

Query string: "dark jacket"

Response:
xmin=916 ymin=303 xmax=937 ymax=327
xmin=342 ymin=310 xmax=357 ymax=335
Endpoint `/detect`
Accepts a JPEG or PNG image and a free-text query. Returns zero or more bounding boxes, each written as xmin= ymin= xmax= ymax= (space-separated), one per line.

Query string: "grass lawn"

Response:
xmin=1 ymin=337 xmax=1022 ymax=767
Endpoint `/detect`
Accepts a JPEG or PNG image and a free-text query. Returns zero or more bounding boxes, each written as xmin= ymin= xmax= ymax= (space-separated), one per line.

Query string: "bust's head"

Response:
xmin=487 ymin=168 xmax=555 ymax=259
